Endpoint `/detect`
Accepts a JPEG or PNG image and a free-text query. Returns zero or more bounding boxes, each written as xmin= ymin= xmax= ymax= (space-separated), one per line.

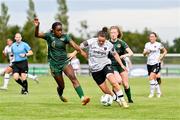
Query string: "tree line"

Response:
xmin=0 ymin=0 xmax=180 ymax=63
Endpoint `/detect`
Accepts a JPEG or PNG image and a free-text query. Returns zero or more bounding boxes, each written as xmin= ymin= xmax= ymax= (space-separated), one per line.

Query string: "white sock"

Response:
xmin=80 ymin=96 xmax=85 ymax=101
xmin=116 ymin=90 xmax=125 ymax=101
xmin=149 ymin=80 xmax=156 ymax=95
xmin=112 ymin=94 xmax=117 ymax=101
xmin=3 ymin=74 xmax=10 ymax=88
xmin=155 ymin=80 xmax=161 ymax=94
xmin=27 ymin=74 xmax=36 ymax=80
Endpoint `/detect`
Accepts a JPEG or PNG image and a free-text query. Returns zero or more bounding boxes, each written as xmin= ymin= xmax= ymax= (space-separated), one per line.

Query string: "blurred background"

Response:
xmin=0 ymin=0 xmax=180 ymax=77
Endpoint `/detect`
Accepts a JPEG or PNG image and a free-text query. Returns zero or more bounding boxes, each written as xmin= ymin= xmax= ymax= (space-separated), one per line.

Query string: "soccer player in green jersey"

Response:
xmin=109 ymin=26 xmax=134 ymax=103
xmin=34 ymin=18 xmax=90 ymax=105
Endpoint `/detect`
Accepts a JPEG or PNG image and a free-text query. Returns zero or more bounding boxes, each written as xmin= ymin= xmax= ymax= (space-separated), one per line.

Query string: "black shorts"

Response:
xmin=91 ymin=64 xmax=114 ymax=85
xmin=12 ymin=60 xmax=28 ymax=74
xmin=147 ymin=63 xmax=161 ymax=75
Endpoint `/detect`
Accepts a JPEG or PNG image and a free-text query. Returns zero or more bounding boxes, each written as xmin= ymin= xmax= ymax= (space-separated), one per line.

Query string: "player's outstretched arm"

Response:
xmin=34 ymin=18 xmax=45 ymax=38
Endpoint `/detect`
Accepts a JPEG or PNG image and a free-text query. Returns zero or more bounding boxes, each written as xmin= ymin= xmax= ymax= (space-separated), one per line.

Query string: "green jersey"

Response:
xmin=43 ymin=32 xmax=72 ymax=65
xmin=109 ymin=39 xmax=129 ymax=66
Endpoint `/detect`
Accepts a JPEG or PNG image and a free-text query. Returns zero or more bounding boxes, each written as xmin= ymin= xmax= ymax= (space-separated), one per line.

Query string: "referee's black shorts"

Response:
xmin=12 ymin=60 xmax=28 ymax=74
xmin=147 ymin=63 xmax=161 ymax=76
xmin=91 ymin=64 xmax=114 ymax=85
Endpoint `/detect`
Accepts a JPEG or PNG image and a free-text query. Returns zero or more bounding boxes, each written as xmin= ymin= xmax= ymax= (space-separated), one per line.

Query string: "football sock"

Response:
xmin=75 ymin=86 xmax=84 ymax=100
xmin=125 ymin=87 xmax=132 ymax=101
xmin=149 ymin=80 xmax=156 ymax=95
xmin=155 ymin=80 xmax=161 ymax=94
xmin=57 ymin=86 xmax=64 ymax=96
xmin=112 ymin=90 xmax=117 ymax=101
xmin=15 ymin=78 xmax=23 ymax=86
xmin=157 ymin=77 xmax=161 ymax=85
xmin=22 ymin=80 xmax=28 ymax=91
xmin=116 ymin=90 xmax=125 ymax=101
xmin=3 ymin=73 xmax=10 ymax=88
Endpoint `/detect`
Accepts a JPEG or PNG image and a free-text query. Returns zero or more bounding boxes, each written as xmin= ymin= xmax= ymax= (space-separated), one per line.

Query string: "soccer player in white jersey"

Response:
xmin=143 ymin=32 xmax=167 ymax=98
xmin=70 ymin=56 xmax=81 ymax=76
xmin=0 ymin=39 xmax=14 ymax=90
xmin=70 ymin=30 xmax=129 ymax=108
xmin=0 ymin=39 xmax=38 ymax=90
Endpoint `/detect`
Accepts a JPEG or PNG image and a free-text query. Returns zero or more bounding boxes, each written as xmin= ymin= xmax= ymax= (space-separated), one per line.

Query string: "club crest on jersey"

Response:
xmin=51 ymin=41 xmax=56 ymax=48
xmin=104 ymin=47 xmax=107 ymax=50
xmin=117 ymin=44 xmax=121 ymax=48
xmin=52 ymin=36 xmax=55 ymax=40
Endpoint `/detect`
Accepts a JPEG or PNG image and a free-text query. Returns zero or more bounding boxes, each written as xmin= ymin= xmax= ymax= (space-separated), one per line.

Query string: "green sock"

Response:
xmin=157 ymin=77 xmax=161 ymax=85
xmin=75 ymin=86 xmax=84 ymax=99
xmin=125 ymin=87 xmax=132 ymax=101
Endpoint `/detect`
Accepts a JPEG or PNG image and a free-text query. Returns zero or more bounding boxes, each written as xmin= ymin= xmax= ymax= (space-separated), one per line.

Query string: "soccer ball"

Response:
xmin=100 ymin=94 xmax=113 ymax=106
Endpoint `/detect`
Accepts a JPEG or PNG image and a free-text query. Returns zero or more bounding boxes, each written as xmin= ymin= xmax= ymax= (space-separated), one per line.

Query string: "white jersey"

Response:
xmin=71 ymin=58 xmax=80 ymax=70
xmin=144 ymin=42 xmax=164 ymax=65
xmin=81 ymin=38 xmax=116 ymax=72
xmin=3 ymin=45 xmax=14 ymax=65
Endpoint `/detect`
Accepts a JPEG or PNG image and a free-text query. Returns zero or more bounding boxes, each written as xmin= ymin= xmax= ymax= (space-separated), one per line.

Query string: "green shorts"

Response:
xmin=112 ymin=65 xmax=125 ymax=73
xmin=49 ymin=60 xmax=70 ymax=76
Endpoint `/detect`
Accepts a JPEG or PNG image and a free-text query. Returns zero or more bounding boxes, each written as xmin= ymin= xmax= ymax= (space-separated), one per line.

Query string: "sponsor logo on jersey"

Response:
xmin=93 ymin=50 xmax=106 ymax=56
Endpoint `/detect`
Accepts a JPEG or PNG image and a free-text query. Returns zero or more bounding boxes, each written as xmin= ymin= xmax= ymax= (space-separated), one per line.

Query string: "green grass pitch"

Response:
xmin=0 ymin=75 xmax=180 ymax=120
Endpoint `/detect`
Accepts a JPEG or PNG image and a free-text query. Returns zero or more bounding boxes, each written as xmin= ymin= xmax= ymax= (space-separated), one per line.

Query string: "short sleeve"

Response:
xmin=24 ymin=42 xmax=31 ymax=52
xmin=109 ymin=42 xmax=116 ymax=54
xmin=64 ymin=34 xmax=72 ymax=43
xmin=43 ymin=32 xmax=51 ymax=41
xmin=144 ymin=43 xmax=149 ymax=50
xmin=110 ymin=47 xmax=116 ymax=54
xmin=87 ymin=38 xmax=97 ymax=46
xmin=121 ymin=40 xmax=129 ymax=49
xmin=80 ymin=40 xmax=88 ymax=49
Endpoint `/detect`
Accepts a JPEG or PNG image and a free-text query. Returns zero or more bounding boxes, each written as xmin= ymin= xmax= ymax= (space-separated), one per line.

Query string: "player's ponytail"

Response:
xmin=102 ymin=27 xmax=108 ymax=33
xmin=101 ymin=27 xmax=110 ymax=39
